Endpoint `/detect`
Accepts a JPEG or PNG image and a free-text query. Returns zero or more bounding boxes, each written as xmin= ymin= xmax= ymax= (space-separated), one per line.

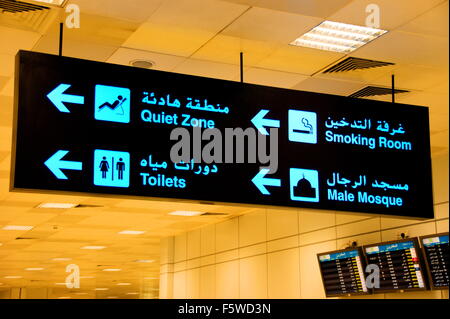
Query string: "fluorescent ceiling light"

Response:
xmin=118 ymin=230 xmax=146 ymax=235
xmin=168 ymin=210 xmax=204 ymax=216
xmin=117 ymin=283 xmax=131 ymax=286
xmin=4 ymin=276 xmax=22 ymax=279
xmin=57 ymin=296 xmax=72 ymax=299
xmin=81 ymin=246 xmax=106 ymax=250
xmin=290 ymin=20 xmax=387 ymax=53
xmin=25 ymin=268 xmax=44 ymax=271
xmin=94 ymin=288 xmax=109 ymax=291
xmin=107 ymin=296 xmax=118 ymax=299
xmin=2 ymin=225 xmax=34 ymax=231
xmin=126 ymin=292 xmax=139 ymax=295
xmin=102 ymin=268 xmax=121 ymax=272
xmin=134 ymin=259 xmax=155 ymax=263
xmin=37 ymin=203 xmax=78 ymax=209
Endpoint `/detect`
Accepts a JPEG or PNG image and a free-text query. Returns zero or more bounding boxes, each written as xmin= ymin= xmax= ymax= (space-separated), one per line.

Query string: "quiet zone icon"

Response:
xmin=94 ymin=84 xmax=130 ymax=123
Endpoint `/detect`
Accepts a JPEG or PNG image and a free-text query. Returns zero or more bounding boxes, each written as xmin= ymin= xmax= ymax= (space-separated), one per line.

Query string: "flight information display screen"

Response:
xmin=421 ymin=233 xmax=449 ymax=289
xmin=364 ymin=238 xmax=426 ymax=293
xmin=317 ymin=248 xmax=369 ymax=297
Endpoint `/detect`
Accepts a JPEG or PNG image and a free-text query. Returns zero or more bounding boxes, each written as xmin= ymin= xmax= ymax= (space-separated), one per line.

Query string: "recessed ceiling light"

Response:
xmin=37 ymin=203 xmax=78 ymax=209
xmin=126 ymin=292 xmax=139 ymax=295
xmin=57 ymin=296 xmax=72 ymax=299
xmin=130 ymin=59 xmax=155 ymax=69
xmin=25 ymin=268 xmax=44 ymax=271
xmin=4 ymin=276 xmax=22 ymax=279
xmin=81 ymin=246 xmax=106 ymax=250
xmin=290 ymin=20 xmax=387 ymax=54
xmin=94 ymin=288 xmax=109 ymax=291
xmin=52 ymin=258 xmax=72 ymax=261
xmin=107 ymin=296 xmax=118 ymax=299
xmin=134 ymin=259 xmax=155 ymax=263
xmin=117 ymin=283 xmax=131 ymax=286
xmin=102 ymin=268 xmax=121 ymax=272
xmin=2 ymin=225 xmax=34 ymax=231
xmin=168 ymin=210 xmax=204 ymax=217
xmin=118 ymin=230 xmax=146 ymax=235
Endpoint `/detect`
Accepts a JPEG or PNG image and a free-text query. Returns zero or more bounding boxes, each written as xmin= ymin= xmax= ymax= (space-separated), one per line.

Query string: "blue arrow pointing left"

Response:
xmin=251 ymin=109 xmax=280 ymax=135
xmin=44 ymin=150 xmax=82 ymax=180
xmin=47 ymin=84 xmax=84 ymax=113
xmin=252 ymin=168 xmax=281 ymax=195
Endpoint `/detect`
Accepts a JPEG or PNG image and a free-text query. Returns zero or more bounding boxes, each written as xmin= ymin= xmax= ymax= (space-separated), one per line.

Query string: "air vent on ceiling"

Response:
xmin=0 ymin=0 xmax=55 ymax=33
xmin=75 ymin=204 xmax=103 ymax=208
xmin=200 ymin=212 xmax=228 ymax=216
xmin=349 ymin=86 xmax=409 ymax=98
xmin=323 ymin=57 xmax=394 ymax=73
xmin=0 ymin=0 xmax=48 ymax=13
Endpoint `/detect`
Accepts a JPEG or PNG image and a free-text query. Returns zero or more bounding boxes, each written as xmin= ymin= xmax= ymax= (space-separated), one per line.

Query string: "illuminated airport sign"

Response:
xmin=11 ymin=51 xmax=434 ymax=218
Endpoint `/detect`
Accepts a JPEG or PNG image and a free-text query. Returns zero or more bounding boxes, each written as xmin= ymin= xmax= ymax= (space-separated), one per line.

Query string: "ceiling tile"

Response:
xmin=352 ymin=31 xmax=449 ymax=68
xmin=255 ymin=0 xmax=352 ymax=18
xmin=32 ymin=14 xmax=138 ymax=61
xmin=191 ymin=34 xmax=279 ymax=66
xmin=0 ymin=54 xmax=14 ymax=77
xmin=0 ymin=26 xmax=41 ymax=55
xmin=430 ymin=130 xmax=449 ymax=149
xmin=123 ymin=0 xmax=249 ymax=57
xmin=327 ymin=0 xmax=445 ymax=30
xmin=0 ymin=78 xmax=14 ymax=97
xmin=398 ymin=1 xmax=449 ymax=37
xmin=256 ymin=45 xmax=343 ymax=75
xmin=396 ymin=91 xmax=449 ymax=114
xmin=370 ymin=64 xmax=449 ymax=91
xmin=68 ymin=0 xmax=162 ymax=23
xmin=107 ymin=47 xmax=185 ymax=72
xmin=173 ymin=58 xmax=239 ymax=81
xmin=241 ymin=67 xmax=309 ymax=88
xmin=429 ymin=111 xmax=450 ymax=133
xmin=221 ymin=7 xmax=323 ymax=44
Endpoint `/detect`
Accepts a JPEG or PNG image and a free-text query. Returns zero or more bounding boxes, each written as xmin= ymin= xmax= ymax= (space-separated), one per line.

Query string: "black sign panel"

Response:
xmin=317 ymin=247 xmax=369 ymax=297
xmin=421 ymin=233 xmax=449 ymax=289
xmin=11 ymin=51 xmax=433 ymax=218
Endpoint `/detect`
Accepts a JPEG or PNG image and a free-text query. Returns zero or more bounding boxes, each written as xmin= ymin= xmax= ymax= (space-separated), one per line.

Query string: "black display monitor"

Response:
xmin=420 ymin=232 xmax=449 ymax=290
xmin=317 ymin=247 xmax=370 ymax=297
xmin=363 ymin=238 xmax=427 ymax=293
